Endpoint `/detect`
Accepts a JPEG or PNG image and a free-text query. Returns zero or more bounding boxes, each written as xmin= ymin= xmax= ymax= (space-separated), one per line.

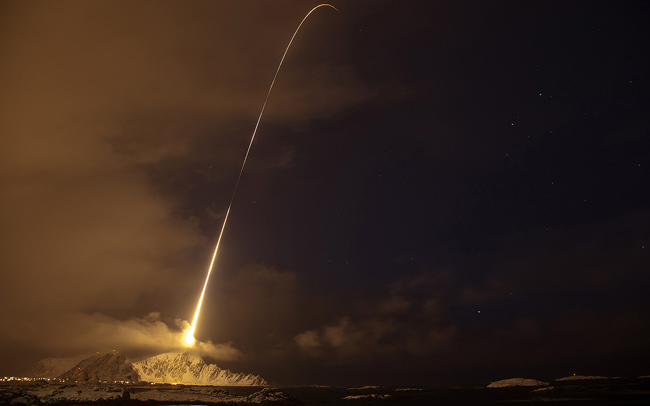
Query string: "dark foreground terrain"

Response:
xmin=2 ymin=378 xmax=650 ymax=405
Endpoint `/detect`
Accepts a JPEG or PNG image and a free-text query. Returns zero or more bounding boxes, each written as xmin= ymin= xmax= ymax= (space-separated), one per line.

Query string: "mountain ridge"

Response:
xmin=133 ymin=351 xmax=267 ymax=386
xmin=20 ymin=351 xmax=267 ymax=386
xmin=18 ymin=354 xmax=89 ymax=379
xmin=58 ymin=351 xmax=139 ymax=383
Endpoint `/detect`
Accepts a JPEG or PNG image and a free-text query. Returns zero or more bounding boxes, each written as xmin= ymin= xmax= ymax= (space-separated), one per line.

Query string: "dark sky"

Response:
xmin=1 ymin=1 xmax=649 ymax=386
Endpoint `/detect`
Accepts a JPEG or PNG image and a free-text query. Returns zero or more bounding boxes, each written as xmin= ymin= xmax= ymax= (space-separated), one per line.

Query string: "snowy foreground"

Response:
xmin=0 ymin=383 xmax=296 ymax=405
xmin=4 ymin=379 xmax=650 ymax=405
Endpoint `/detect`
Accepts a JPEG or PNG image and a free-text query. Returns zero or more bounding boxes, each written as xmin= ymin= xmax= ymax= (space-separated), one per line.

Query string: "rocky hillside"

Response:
xmin=19 ymin=355 xmax=87 ymax=378
xmin=58 ymin=351 xmax=139 ymax=383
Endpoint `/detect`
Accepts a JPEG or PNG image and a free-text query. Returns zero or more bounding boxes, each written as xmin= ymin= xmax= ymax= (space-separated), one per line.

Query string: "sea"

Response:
xmin=223 ymin=379 xmax=650 ymax=405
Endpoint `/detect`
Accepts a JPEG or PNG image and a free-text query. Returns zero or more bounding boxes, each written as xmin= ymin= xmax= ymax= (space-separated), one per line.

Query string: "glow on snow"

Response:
xmin=184 ymin=4 xmax=339 ymax=347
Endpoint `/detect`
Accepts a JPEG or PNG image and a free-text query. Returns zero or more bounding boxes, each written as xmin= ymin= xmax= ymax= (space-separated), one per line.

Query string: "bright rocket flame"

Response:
xmin=185 ymin=3 xmax=339 ymax=344
xmin=184 ymin=326 xmax=195 ymax=346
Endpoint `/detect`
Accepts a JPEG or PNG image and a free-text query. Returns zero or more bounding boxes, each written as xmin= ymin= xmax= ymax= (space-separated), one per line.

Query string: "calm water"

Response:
xmin=224 ymin=379 xmax=650 ymax=405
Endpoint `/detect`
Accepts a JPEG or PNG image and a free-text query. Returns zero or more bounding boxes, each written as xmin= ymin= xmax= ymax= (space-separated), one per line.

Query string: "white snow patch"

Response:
xmin=343 ymin=393 xmax=393 ymax=401
xmin=532 ymin=386 xmax=556 ymax=393
xmin=245 ymin=388 xmax=300 ymax=404
xmin=556 ymin=375 xmax=621 ymax=381
xmin=487 ymin=378 xmax=549 ymax=388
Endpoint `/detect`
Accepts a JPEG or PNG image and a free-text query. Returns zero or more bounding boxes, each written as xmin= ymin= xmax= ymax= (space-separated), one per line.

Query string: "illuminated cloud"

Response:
xmin=8 ymin=312 xmax=241 ymax=362
xmin=294 ymin=330 xmax=321 ymax=349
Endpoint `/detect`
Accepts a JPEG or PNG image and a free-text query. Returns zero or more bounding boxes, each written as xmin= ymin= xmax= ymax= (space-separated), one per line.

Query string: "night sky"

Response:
xmin=1 ymin=1 xmax=649 ymax=386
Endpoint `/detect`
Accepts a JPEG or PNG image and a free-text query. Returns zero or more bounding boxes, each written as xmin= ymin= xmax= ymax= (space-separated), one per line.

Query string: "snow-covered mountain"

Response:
xmin=21 ymin=351 xmax=266 ymax=386
xmin=133 ymin=352 xmax=267 ymax=386
xmin=58 ymin=351 xmax=139 ymax=383
xmin=19 ymin=354 xmax=88 ymax=378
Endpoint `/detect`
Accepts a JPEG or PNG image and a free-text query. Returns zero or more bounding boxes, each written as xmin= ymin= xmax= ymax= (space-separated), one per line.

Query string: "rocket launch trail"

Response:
xmin=185 ymin=4 xmax=339 ymax=346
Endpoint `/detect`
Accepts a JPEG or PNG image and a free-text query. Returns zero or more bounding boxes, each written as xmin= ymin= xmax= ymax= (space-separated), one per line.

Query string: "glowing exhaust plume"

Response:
xmin=184 ymin=4 xmax=339 ymax=347
xmin=184 ymin=325 xmax=195 ymax=346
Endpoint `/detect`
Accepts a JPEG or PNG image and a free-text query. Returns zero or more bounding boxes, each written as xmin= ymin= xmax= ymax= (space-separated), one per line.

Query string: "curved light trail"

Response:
xmin=185 ymin=4 xmax=339 ymax=346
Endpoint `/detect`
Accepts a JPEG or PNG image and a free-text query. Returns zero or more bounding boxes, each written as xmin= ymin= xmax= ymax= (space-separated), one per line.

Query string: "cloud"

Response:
xmin=295 ymin=272 xmax=458 ymax=361
xmin=201 ymin=264 xmax=305 ymax=349
xmin=3 ymin=311 xmax=240 ymax=364
xmin=456 ymin=278 xmax=516 ymax=304
xmin=294 ymin=330 xmax=321 ymax=349
xmin=0 ymin=1 xmax=375 ymax=344
xmin=262 ymin=63 xmax=377 ymax=124
xmin=296 ymin=316 xmax=458 ymax=360
xmin=376 ymin=296 xmax=411 ymax=314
